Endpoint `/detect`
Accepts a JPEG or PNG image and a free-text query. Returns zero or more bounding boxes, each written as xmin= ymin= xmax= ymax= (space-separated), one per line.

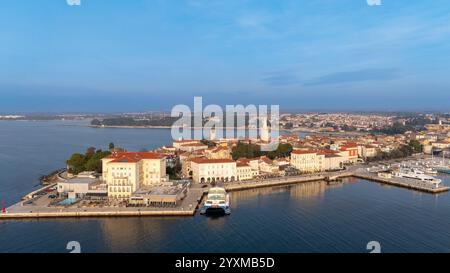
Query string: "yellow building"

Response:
xmin=236 ymin=158 xmax=260 ymax=178
xmin=359 ymin=145 xmax=378 ymax=159
xmin=101 ymin=152 xmax=167 ymax=199
xmin=290 ymin=150 xmax=325 ymax=173
xmin=236 ymin=163 xmax=254 ymax=181
xmin=258 ymin=156 xmax=280 ymax=174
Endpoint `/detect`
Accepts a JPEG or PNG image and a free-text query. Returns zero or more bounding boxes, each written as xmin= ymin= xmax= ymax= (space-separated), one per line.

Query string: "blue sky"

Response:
xmin=1 ymin=0 xmax=450 ymax=112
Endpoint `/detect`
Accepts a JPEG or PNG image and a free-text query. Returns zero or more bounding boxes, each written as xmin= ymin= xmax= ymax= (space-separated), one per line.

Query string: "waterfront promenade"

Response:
xmin=224 ymin=172 xmax=353 ymax=192
xmin=1 ymin=167 xmax=448 ymax=220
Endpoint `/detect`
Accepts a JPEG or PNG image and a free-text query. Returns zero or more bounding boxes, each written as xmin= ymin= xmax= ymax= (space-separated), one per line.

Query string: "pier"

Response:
xmin=353 ymin=172 xmax=449 ymax=194
xmin=0 ymin=210 xmax=195 ymax=219
xmin=0 ymin=184 xmax=208 ymax=220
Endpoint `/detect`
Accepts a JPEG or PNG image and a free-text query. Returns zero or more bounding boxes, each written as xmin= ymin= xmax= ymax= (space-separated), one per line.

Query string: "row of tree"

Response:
xmin=373 ymin=123 xmax=415 ymax=135
xmin=91 ymin=117 xmax=179 ymax=127
xmin=166 ymin=160 xmax=182 ymax=180
xmin=91 ymin=114 xmax=268 ymax=128
xmin=66 ymin=147 xmax=111 ymax=175
xmin=231 ymin=142 xmax=293 ymax=160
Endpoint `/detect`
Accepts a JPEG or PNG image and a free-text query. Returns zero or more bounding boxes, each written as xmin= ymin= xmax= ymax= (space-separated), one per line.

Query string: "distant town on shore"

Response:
xmin=2 ymin=111 xmax=450 ymax=134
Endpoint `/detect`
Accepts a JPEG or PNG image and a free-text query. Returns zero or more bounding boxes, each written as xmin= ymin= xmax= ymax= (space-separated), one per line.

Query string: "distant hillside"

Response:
xmin=91 ymin=117 xmax=178 ymax=127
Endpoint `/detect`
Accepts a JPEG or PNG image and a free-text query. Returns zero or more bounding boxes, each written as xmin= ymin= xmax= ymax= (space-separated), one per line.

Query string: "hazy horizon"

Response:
xmin=1 ymin=108 xmax=448 ymax=116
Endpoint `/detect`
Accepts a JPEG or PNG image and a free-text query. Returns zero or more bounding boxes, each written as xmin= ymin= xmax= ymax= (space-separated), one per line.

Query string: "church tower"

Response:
xmin=210 ymin=127 xmax=217 ymax=141
xmin=260 ymin=117 xmax=270 ymax=142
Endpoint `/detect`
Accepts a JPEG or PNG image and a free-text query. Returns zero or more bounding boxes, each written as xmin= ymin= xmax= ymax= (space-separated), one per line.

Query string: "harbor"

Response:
xmin=1 ymin=162 xmax=449 ymax=219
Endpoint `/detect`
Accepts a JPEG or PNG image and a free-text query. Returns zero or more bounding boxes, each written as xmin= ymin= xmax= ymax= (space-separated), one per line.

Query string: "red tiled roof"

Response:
xmin=291 ymin=150 xmax=318 ymax=155
xmin=236 ymin=158 xmax=250 ymax=164
xmin=279 ymin=134 xmax=299 ymax=139
xmin=259 ymin=156 xmax=273 ymax=164
xmin=174 ymin=139 xmax=201 ymax=143
xmin=110 ymin=155 xmax=140 ymax=163
xmin=213 ymin=146 xmax=229 ymax=152
xmin=190 ymin=158 xmax=235 ymax=164
xmin=317 ymin=149 xmax=339 ymax=155
xmin=105 ymin=152 xmax=165 ymax=163
xmin=181 ymin=143 xmax=208 ymax=147
xmin=341 ymin=142 xmax=358 ymax=148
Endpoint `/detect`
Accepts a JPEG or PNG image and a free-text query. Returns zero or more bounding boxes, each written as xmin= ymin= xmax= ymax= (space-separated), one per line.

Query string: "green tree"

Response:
xmin=408 ymin=140 xmax=422 ymax=153
xmin=84 ymin=150 xmax=111 ymax=173
xmin=232 ymin=142 xmax=262 ymax=160
xmin=375 ymin=123 xmax=414 ymax=135
xmin=201 ymin=139 xmax=216 ymax=148
xmin=267 ymin=143 xmax=293 ymax=159
xmin=231 ymin=142 xmax=293 ymax=160
xmin=85 ymin=147 xmax=96 ymax=160
xmin=66 ymin=153 xmax=86 ymax=175
xmin=91 ymin=119 xmax=102 ymax=126
xmin=166 ymin=159 xmax=182 ymax=180
xmin=66 ymin=147 xmax=111 ymax=175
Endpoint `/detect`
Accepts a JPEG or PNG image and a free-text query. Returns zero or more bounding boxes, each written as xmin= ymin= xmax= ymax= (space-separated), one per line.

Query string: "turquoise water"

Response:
xmin=58 ymin=198 xmax=77 ymax=206
xmin=0 ymin=121 xmax=449 ymax=253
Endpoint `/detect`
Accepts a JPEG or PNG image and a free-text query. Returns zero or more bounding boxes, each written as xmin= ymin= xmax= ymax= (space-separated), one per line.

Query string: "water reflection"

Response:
xmin=99 ymin=218 xmax=167 ymax=252
xmin=290 ymin=181 xmax=326 ymax=199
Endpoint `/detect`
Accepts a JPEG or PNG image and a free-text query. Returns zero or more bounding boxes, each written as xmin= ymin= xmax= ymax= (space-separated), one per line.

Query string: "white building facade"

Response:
xmin=190 ymin=158 xmax=237 ymax=183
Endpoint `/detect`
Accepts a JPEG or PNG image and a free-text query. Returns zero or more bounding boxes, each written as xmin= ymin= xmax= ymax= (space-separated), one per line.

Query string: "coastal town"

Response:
xmin=1 ymin=114 xmax=450 ymax=219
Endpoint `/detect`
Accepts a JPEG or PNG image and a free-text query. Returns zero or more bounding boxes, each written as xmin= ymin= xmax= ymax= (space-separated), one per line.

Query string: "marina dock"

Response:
xmin=353 ymin=172 xmax=450 ymax=194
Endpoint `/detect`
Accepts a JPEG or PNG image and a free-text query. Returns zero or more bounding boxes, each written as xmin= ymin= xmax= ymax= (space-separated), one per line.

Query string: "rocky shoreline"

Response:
xmin=40 ymin=169 xmax=66 ymax=185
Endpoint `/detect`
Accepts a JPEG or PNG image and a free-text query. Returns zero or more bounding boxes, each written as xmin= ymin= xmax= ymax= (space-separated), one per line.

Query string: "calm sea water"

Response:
xmin=0 ymin=121 xmax=449 ymax=253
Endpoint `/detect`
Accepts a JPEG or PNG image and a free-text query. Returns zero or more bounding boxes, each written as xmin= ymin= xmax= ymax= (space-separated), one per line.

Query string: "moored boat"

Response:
xmin=200 ymin=187 xmax=230 ymax=215
xmin=424 ymin=167 xmax=438 ymax=175
xmin=394 ymin=168 xmax=442 ymax=188
xmin=436 ymin=167 xmax=450 ymax=174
